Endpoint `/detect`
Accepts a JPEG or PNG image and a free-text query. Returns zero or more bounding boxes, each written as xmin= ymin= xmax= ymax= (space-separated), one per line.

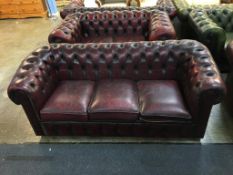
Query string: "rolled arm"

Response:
xmin=48 ymin=16 xmax=81 ymax=43
xmin=60 ymin=0 xmax=85 ymax=18
xmin=156 ymin=0 xmax=177 ymax=18
xmin=148 ymin=11 xmax=176 ymax=41
xmin=8 ymin=47 xmax=58 ymax=111
xmin=172 ymin=0 xmax=190 ymax=21
xmin=188 ymin=10 xmax=226 ymax=56
xmin=226 ymin=40 xmax=233 ymax=67
xmin=178 ymin=40 xmax=226 ymax=107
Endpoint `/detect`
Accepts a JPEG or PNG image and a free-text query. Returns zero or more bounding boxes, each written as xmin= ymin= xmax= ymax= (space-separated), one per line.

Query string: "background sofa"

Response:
xmin=60 ymin=4 xmax=177 ymax=19
xmin=95 ymin=0 xmax=131 ymax=7
xmin=49 ymin=10 xmax=176 ymax=43
xmin=8 ymin=40 xmax=225 ymax=137
xmin=188 ymin=8 xmax=233 ymax=71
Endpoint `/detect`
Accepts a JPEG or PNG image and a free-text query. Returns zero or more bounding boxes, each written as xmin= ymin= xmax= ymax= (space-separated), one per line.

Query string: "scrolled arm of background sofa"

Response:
xmin=226 ymin=40 xmax=233 ymax=67
xmin=178 ymin=40 xmax=226 ymax=106
xmin=172 ymin=0 xmax=190 ymax=21
xmin=188 ymin=10 xmax=226 ymax=55
xmin=148 ymin=11 xmax=176 ymax=41
xmin=60 ymin=0 xmax=85 ymax=18
xmin=48 ymin=16 xmax=81 ymax=43
xmin=7 ymin=46 xmax=57 ymax=111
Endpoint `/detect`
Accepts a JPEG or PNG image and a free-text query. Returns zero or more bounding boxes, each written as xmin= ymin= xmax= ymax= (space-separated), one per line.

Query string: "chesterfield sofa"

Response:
xmin=172 ymin=0 xmax=233 ymax=40
xmin=60 ymin=5 xmax=177 ymax=19
xmin=8 ymin=40 xmax=225 ymax=137
xmin=172 ymin=0 xmax=233 ymax=21
xmin=49 ymin=10 xmax=176 ymax=44
xmin=95 ymin=0 xmax=132 ymax=7
xmin=188 ymin=8 xmax=233 ymax=70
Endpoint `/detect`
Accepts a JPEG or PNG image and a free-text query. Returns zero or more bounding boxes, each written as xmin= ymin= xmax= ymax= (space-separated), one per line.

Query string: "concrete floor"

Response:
xmin=0 ymin=17 xmax=233 ymax=144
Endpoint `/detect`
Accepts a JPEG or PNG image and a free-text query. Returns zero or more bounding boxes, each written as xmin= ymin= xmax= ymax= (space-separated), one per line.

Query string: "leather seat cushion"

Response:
xmin=81 ymin=36 xmax=113 ymax=43
xmin=114 ymin=35 xmax=146 ymax=42
xmin=137 ymin=80 xmax=191 ymax=121
xmin=80 ymin=35 xmax=145 ymax=43
xmin=88 ymin=79 xmax=139 ymax=121
xmin=40 ymin=81 xmax=95 ymax=121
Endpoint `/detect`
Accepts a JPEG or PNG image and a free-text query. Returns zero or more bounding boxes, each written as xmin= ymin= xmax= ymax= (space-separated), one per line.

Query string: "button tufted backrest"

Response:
xmin=78 ymin=10 xmax=152 ymax=38
xmin=48 ymin=40 xmax=212 ymax=81
xmin=9 ymin=40 xmax=222 ymax=113
xmin=207 ymin=8 xmax=233 ymax=32
xmin=60 ymin=6 xmax=176 ymax=19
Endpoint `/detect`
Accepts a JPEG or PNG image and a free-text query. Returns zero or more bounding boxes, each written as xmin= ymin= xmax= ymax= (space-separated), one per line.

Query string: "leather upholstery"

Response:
xmin=96 ymin=0 xmax=128 ymax=8
xmin=188 ymin=8 xmax=233 ymax=66
xmin=225 ymin=40 xmax=233 ymax=114
xmin=138 ymin=80 xmax=191 ymax=121
xmin=149 ymin=12 xmax=176 ymax=40
xmin=173 ymin=0 xmax=233 ymax=21
xmin=88 ymin=79 xmax=139 ymax=121
xmin=60 ymin=6 xmax=177 ymax=20
xmin=40 ymin=81 xmax=94 ymax=121
xmin=156 ymin=0 xmax=176 ymax=18
xmin=8 ymin=40 xmax=226 ymax=137
xmin=226 ymin=40 xmax=233 ymax=67
xmin=49 ymin=10 xmax=176 ymax=44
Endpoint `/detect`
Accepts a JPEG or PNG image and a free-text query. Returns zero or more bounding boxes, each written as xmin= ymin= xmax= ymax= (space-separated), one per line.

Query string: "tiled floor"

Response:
xmin=0 ymin=16 xmax=233 ymax=144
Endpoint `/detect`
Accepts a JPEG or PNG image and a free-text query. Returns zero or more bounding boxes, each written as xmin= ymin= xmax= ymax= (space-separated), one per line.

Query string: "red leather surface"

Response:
xmin=40 ymin=81 xmax=94 ymax=121
xmin=60 ymin=6 xmax=177 ymax=20
xmin=88 ymin=79 xmax=139 ymax=121
xmin=49 ymin=10 xmax=176 ymax=44
xmin=7 ymin=40 xmax=226 ymax=137
xmin=149 ymin=12 xmax=176 ymax=40
xmin=80 ymin=36 xmax=114 ymax=43
xmin=138 ymin=80 xmax=191 ymax=120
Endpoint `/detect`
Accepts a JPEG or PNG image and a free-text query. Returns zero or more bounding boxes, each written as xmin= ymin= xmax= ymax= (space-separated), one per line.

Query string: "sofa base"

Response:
xmin=40 ymin=122 xmax=203 ymax=138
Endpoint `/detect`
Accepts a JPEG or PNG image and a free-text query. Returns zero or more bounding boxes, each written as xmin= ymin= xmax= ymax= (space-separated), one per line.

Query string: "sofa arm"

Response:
xmin=148 ymin=11 xmax=176 ymax=41
xmin=178 ymin=41 xmax=225 ymax=108
xmin=48 ymin=16 xmax=81 ymax=43
xmin=188 ymin=10 xmax=226 ymax=56
xmin=7 ymin=46 xmax=58 ymax=135
xmin=156 ymin=0 xmax=177 ymax=18
xmin=172 ymin=0 xmax=190 ymax=21
xmin=8 ymin=46 xmax=58 ymax=111
xmin=226 ymin=40 xmax=233 ymax=67
xmin=60 ymin=0 xmax=84 ymax=18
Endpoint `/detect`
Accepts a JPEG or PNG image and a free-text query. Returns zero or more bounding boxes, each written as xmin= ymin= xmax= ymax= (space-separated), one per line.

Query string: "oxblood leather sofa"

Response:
xmin=188 ymin=8 xmax=233 ymax=71
xmin=49 ymin=10 xmax=176 ymax=44
xmin=95 ymin=0 xmax=129 ymax=7
xmin=60 ymin=5 xmax=177 ymax=19
xmin=156 ymin=0 xmax=176 ymax=18
xmin=8 ymin=40 xmax=225 ymax=137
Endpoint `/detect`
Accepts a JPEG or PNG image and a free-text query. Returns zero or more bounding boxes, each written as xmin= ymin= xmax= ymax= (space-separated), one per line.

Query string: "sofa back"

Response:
xmin=79 ymin=10 xmax=150 ymax=38
xmin=51 ymin=41 xmax=182 ymax=81
xmin=207 ymin=8 xmax=233 ymax=32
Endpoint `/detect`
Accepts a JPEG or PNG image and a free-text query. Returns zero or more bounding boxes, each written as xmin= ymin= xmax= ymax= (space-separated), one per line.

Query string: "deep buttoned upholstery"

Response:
xmin=8 ymin=40 xmax=225 ymax=137
xmin=49 ymin=10 xmax=176 ymax=44
xmin=188 ymin=8 xmax=233 ymax=70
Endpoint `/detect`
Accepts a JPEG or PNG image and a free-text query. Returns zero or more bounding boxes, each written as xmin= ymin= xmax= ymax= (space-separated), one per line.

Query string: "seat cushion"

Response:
xmin=40 ymin=81 xmax=95 ymax=121
xmin=81 ymin=36 xmax=113 ymax=43
xmin=88 ymin=79 xmax=139 ymax=121
xmin=137 ymin=80 xmax=191 ymax=121
xmin=114 ymin=35 xmax=146 ymax=42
